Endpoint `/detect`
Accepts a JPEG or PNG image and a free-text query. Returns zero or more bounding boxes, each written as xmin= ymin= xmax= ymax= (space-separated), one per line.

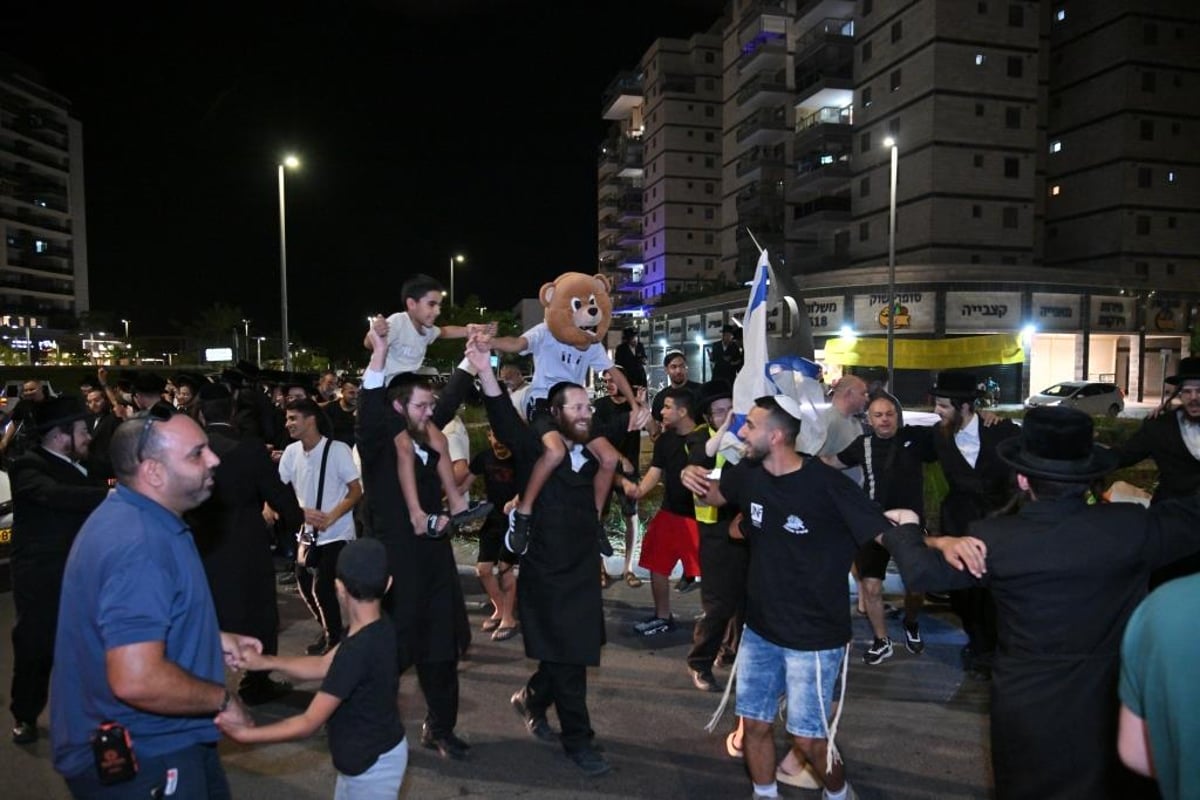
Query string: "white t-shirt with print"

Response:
xmin=278 ymin=436 xmax=360 ymax=545
xmin=522 ymin=322 xmax=613 ymax=401
xmin=383 ymin=311 xmax=441 ymax=381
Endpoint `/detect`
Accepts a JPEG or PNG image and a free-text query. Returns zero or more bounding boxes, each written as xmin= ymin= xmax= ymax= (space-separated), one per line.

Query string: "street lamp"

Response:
xmin=255 ymin=336 xmax=266 ymax=368
xmin=121 ymin=319 xmax=130 ymax=340
xmin=241 ymin=319 xmax=251 ymax=361
xmin=449 ymin=253 xmax=466 ymax=308
xmin=278 ymin=154 xmax=301 ymax=371
xmin=883 ymin=137 xmax=898 ymax=391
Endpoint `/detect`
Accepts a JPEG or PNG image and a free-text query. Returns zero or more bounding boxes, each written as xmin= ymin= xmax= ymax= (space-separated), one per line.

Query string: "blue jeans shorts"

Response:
xmin=735 ymin=625 xmax=846 ymax=739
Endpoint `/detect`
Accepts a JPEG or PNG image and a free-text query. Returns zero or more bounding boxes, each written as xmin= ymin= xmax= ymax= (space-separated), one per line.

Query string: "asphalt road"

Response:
xmin=0 ymin=554 xmax=993 ymax=799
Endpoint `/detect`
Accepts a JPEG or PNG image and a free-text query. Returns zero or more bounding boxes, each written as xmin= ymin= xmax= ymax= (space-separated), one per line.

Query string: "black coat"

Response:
xmin=932 ymin=418 xmax=1020 ymax=535
xmin=357 ymin=369 xmax=475 ymax=669
xmin=1114 ymin=409 xmax=1200 ymax=502
xmin=484 ymin=391 xmax=605 ymax=665
xmin=186 ymin=424 xmax=302 ymax=651
xmin=884 ymin=495 xmax=1200 ymax=799
xmin=85 ymin=411 xmax=120 ymax=483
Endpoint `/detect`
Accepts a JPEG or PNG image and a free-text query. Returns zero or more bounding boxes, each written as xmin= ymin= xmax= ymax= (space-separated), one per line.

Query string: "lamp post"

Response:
xmin=121 ymin=319 xmax=130 ymax=341
xmin=449 ymin=253 xmax=466 ymax=308
xmin=883 ymin=137 xmax=898 ymax=391
xmin=277 ymin=154 xmax=300 ymax=371
xmin=255 ymin=336 xmax=266 ymax=368
xmin=241 ymin=319 xmax=251 ymax=362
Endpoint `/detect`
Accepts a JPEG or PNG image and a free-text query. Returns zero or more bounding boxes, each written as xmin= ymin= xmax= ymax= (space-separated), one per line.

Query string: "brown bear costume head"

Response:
xmin=540 ymin=272 xmax=613 ymax=350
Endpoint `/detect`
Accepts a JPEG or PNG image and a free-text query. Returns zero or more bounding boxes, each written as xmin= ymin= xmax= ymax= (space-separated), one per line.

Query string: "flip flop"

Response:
xmin=725 ymin=731 xmax=743 ymax=759
xmin=481 ymin=618 xmax=501 ymax=633
xmin=491 ymin=625 xmax=519 ymax=642
xmin=624 ymin=572 xmax=644 ymax=588
xmin=776 ymin=763 xmax=822 ymax=790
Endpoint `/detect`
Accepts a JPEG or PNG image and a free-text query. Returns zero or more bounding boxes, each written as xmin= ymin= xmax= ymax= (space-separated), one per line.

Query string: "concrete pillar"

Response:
xmin=1128 ymin=333 xmax=1143 ymax=402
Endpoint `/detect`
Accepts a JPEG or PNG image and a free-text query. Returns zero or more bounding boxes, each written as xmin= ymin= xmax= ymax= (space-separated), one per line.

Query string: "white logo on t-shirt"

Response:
xmin=783 ymin=515 xmax=808 ymax=535
xmin=750 ymin=502 xmax=763 ymax=527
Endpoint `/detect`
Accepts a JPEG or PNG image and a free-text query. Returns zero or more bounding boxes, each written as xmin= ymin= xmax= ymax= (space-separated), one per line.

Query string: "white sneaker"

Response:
xmin=776 ymin=762 xmax=822 ymax=789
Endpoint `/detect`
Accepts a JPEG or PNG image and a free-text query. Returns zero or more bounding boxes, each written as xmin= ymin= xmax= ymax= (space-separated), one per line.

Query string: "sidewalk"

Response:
xmin=0 ymin=554 xmax=993 ymax=799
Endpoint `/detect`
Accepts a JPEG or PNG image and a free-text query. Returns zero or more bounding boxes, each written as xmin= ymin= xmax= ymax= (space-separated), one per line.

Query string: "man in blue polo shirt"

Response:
xmin=51 ymin=405 xmax=259 ymax=798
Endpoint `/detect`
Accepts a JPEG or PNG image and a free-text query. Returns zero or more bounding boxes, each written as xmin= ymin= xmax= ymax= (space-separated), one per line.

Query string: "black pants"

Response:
xmin=416 ymin=660 xmax=460 ymax=738
xmin=296 ymin=540 xmax=347 ymax=643
xmin=687 ymin=523 xmax=748 ymax=672
xmin=951 ymin=586 xmax=997 ymax=662
xmin=523 ymin=661 xmax=593 ymax=753
xmin=10 ymin=557 xmax=63 ymax=724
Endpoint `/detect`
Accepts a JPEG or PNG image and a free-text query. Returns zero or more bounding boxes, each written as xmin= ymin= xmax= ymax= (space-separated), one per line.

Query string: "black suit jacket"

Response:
xmin=933 ymin=418 xmax=1020 ymax=535
xmin=85 ymin=411 xmax=121 ymax=483
xmin=10 ymin=447 xmax=109 ymax=563
xmin=1114 ymin=410 xmax=1200 ymax=503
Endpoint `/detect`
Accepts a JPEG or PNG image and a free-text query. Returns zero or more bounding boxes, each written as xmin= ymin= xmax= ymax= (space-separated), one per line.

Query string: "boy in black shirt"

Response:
xmin=218 ymin=539 xmax=408 ymax=799
xmin=465 ymin=427 xmax=521 ymax=640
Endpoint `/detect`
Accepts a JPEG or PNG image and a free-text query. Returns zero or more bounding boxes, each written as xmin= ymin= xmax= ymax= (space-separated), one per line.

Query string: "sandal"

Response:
xmin=491 ymin=625 xmax=519 ymax=642
xmin=725 ymin=730 xmax=743 ymax=759
xmin=425 ymin=514 xmax=449 ymax=539
xmin=481 ymin=618 xmax=501 ymax=633
xmin=776 ymin=763 xmax=822 ymax=790
xmin=624 ymin=571 xmax=643 ymax=588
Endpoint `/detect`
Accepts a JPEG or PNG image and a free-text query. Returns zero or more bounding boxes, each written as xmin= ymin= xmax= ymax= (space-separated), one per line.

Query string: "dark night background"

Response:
xmin=3 ymin=0 xmax=725 ymax=355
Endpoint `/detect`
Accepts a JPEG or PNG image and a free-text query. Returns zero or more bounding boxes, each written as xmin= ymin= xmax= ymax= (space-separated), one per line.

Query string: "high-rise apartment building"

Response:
xmin=0 ymin=57 xmax=88 ymax=334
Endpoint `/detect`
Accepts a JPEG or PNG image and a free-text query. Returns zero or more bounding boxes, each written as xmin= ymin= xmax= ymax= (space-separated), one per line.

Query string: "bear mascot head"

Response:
xmin=539 ymin=272 xmax=613 ymax=350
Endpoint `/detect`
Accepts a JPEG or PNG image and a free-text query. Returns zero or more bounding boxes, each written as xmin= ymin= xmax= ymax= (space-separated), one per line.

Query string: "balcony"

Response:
xmin=598 ymin=236 xmax=624 ymax=261
xmin=0 ymin=136 xmax=68 ymax=173
xmin=617 ymin=189 xmax=642 ymax=220
xmin=787 ymin=195 xmax=851 ymax=235
xmin=736 ymin=181 xmax=786 ymax=222
xmin=598 ymin=215 xmax=620 ymax=237
xmin=737 ymin=33 xmax=787 ymax=75
xmin=794 ymin=104 xmax=852 ymax=150
xmin=602 ymin=71 xmax=644 ymax=120
xmin=659 ymin=73 xmax=697 ymax=95
xmin=788 ymin=151 xmax=851 ymax=198
xmin=735 ymin=145 xmax=786 ymax=180
xmin=794 ymin=17 xmax=854 ymax=61
xmin=735 ymin=106 xmax=789 ymax=146
xmin=617 ymin=220 xmax=642 ymax=247
xmin=617 ymin=138 xmax=644 ymax=178
xmin=737 ymin=0 xmax=791 ymax=45
xmin=735 ymin=68 xmax=790 ymax=112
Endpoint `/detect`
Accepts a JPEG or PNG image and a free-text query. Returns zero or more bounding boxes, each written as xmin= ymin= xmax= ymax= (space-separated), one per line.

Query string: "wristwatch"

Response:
xmin=217 ymin=688 xmax=232 ymax=713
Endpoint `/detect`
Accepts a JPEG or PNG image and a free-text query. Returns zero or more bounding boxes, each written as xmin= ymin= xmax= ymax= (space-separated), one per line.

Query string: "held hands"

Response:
xmin=368 ymin=315 xmax=389 ymax=350
xmin=936 ymin=536 xmax=988 ymax=578
xmin=628 ymin=403 xmax=651 ymax=432
xmin=883 ymin=508 xmax=920 ymax=526
xmin=680 ymin=464 xmax=712 ymax=497
xmin=214 ymin=695 xmax=256 ymax=740
xmin=464 ymin=335 xmax=492 ymax=372
xmin=220 ymin=633 xmax=263 ymax=671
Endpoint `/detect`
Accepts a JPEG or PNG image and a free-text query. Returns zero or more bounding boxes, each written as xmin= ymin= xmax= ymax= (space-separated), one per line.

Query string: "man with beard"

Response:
xmin=358 ymin=323 xmax=476 ymax=761
xmin=464 ymin=338 xmax=612 ymax=777
xmin=8 ymin=395 xmax=109 ymax=744
xmin=929 ymin=372 xmax=1019 ymax=679
xmin=84 ymin=385 xmax=120 ymax=484
xmin=1113 ymin=356 xmax=1200 ymax=585
xmin=682 ymin=395 xmax=919 ymax=800
xmin=187 ymin=383 xmax=303 ymax=706
xmin=323 ymin=377 xmax=359 ymax=447
xmin=50 ymin=407 xmax=259 ymax=797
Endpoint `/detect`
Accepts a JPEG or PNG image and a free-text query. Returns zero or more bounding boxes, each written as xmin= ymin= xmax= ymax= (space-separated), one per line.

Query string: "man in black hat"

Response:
xmin=172 ymin=372 xmax=204 ymax=420
xmin=131 ymin=372 xmax=168 ymax=412
xmin=881 ymin=405 xmax=1200 ymax=799
xmin=613 ymin=327 xmax=648 ymax=390
xmin=186 ymin=382 xmax=303 ymax=706
xmin=7 ymin=394 xmax=109 ymax=744
xmin=1113 ymin=356 xmax=1200 ymax=585
xmin=707 ymin=324 xmax=743 ymax=385
xmin=928 ymin=371 xmax=1019 ymax=678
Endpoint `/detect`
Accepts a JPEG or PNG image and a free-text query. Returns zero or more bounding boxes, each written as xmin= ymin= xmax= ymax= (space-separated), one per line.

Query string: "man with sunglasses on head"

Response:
xmin=50 ymin=403 xmax=261 ymax=799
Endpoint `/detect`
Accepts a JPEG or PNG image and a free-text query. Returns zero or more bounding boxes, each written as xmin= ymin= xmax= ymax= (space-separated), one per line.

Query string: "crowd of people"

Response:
xmin=3 ymin=271 xmax=1199 ymax=799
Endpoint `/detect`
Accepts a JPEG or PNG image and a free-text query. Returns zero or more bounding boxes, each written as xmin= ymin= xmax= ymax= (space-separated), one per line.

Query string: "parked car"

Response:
xmin=0 ymin=470 xmax=13 ymax=592
xmin=1024 ymin=381 xmax=1125 ymax=417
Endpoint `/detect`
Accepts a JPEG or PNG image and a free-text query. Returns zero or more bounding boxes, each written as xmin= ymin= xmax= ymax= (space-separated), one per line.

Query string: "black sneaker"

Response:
xmin=567 ymin=747 xmax=611 ymax=777
xmin=903 ymin=622 xmax=924 ymax=655
xmin=633 ymin=615 xmax=675 ymax=636
xmin=863 ymin=636 xmax=893 ymax=665
xmin=505 ymin=510 xmax=532 ymax=555
xmin=11 ymin=721 xmax=36 ymax=744
xmin=450 ymin=500 xmax=494 ymax=531
xmin=511 ymin=691 xmax=558 ymax=743
xmin=675 ymin=576 xmax=697 ymax=593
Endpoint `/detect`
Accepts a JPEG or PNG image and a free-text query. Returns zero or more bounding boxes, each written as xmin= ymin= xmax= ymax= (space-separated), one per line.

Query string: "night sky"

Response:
xmin=4 ymin=0 xmax=725 ymax=352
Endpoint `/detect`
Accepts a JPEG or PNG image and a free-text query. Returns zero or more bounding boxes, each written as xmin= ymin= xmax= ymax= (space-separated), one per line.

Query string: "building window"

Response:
xmin=891 ymin=21 xmax=903 ymax=43
xmin=1138 ymin=167 xmax=1152 ymax=187
xmin=861 ymin=131 xmax=872 ymax=152
xmin=705 ymin=105 xmax=715 ymax=117
xmin=705 ymin=258 xmax=714 ymax=270
xmin=1007 ymin=56 xmax=1023 ymax=78
xmin=687 ymin=232 xmax=694 ymax=240
xmin=890 ymin=69 xmax=901 ymax=91
xmin=859 ymin=222 xmax=870 ymax=241
xmin=35 ymin=240 xmax=48 ymax=253
xmin=975 ymin=103 xmax=985 ymax=116
xmin=974 ymin=154 xmax=984 ymax=167
xmin=1006 ymin=107 xmax=1021 ymax=128
xmin=1048 ymin=226 xmax=1058 ymax=239
xmin=687 ymin=206 xmax=694 ymax=215
xmin=971 ymin=254 xmax=982 ymax=263
xmin=1166 ymin=263 xmax=1176 ymax=275
xmin=888 ymin=117 xmax=900 ymax=136
xmin=687 ymin=258 xmax=694 ymax=266
xmin=1142 ymin=72 xmax=1156 ymax=92
xmin=704 ymin=182 xmax=714 ymax=195
xmin=705 ymin=51 xmax=715 ymax=64
xmin=860 ymin=177 xmax=871 ymax=197
xmin=863 ymin=0 xmax=873 ymax=14
xmin=972 ymin=205 xmax=982 ymax=218
xmin=1140 ymin=120 xmax=1155 ymax=141
xmin=862 ymin=87 xmax=872 ymax=108
xmin=1001 ymin=256 xmax=1017 ymax=265
xmin=1168 ymin=171 xmax=1176 ymax=182
xmin=687 ymin=130 xmax=694 ymax=137
xmin=975 ymin=53 xmax=986 ymax=66
xmin=705 ymin=155 xmax=714 ymax=167
xmin=706 ymin=78 xmax=714 ymax=90
xmin=1167 ymin=217 xmax=1177 ymax=229
xmin=862 ymin=40 xmax=873 ymax=62
xmin=687 ymin=181 xmax=694 ymax=189
xmin=1002 ymin=207 xmax=1018 ymax=228
xmin=1136 ymin=216 xmax=1150 ymax=235
xmin=1004 ymin=157 xmax=1019 ymax=178
xmin=1144 ymin=23 xmax=1158 ymax=45
xmin=1134 ymin=262 xmax=1149 ymax=276
xmin=1050 ymin=139 xmax=1062 ymax=153
xmin=1008 ymin=4 xmax=1023 ymax=26
xmin=1055 ymin=8 xmax=1066 ymax=22
xmin=705 ymin=232 xmax=714 ymax=244
xmin=705 ymin=131 xmax=715 ymax=142
xmin=1171 ymin=122 xmax=1181 ymax=136
xmin=978 ymin=2 xmax=987 ymax=13
xmin=704 ymin=208 xmax=714 ymax=220
xmin=1050 ymin=184 xmax=1061 ymax=196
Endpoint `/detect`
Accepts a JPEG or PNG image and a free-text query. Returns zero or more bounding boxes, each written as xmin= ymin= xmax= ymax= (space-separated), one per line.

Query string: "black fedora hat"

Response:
xmin=697 ymin=379 xmax=732 ymax=417
xmin=930 ymin=372 xmax=980 ymax=401
xmin=1165 ymin=356 xmax=1200 ymax=386
xmin=997 ymin=406 xmax=1118 ymax=482
xmin=31 ymin=394 xmax=91 ymax=434
xmin=131 ymin=372 xmax=166 ymax=396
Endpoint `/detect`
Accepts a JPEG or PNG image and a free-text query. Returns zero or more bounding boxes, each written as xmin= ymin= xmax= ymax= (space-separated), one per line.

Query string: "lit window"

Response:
xmin=975 ymin=53 xmax=986 ymax=66
xmin=1168 ymin=171 xmax=1176 ymax=182
xmin=1050 ymin=185 xmax=1061 ymax=196
xmin=35 ymin=240 xmax=48 ymax=254
xmin=1050 ymin=140 xmax=1062 ymax=153
xmin=820 ymin=154 xmax=834 ymax=165
xmin=1055 ymin=8 xmax=1066 ymax=22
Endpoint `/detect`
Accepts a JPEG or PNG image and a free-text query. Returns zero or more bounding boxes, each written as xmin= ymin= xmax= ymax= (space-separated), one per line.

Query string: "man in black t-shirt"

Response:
xmin=465 ymin=428 xmax=520 ymax=638
xmin=682 ymin=395 xmax=922 ymax=800
xmin=648 ymin=350 xmax=702 ymax=439
xmin=826 ymin=393 xmax=934 ymax=665
xmin=592 ymin=367 xmax=643 ymax=588
xmin=323 ymin=377 xmax=359 ymax=447
xmin=617 ymin=387 xmax=700 ymax=637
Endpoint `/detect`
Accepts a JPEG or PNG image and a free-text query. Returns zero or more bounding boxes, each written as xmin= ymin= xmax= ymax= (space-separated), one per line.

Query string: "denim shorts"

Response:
xmin=735 ymin=626 xmax=846 ymax=738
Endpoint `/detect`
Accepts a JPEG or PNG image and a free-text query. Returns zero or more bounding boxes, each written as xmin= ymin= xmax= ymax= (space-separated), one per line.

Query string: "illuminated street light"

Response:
xmin=278 ymin=154 xmax=301 ymax=371
xmin=449 ymin=253 xmax=466 ymax=308
xmin=883 ymin=137 xmax=898 ymax=391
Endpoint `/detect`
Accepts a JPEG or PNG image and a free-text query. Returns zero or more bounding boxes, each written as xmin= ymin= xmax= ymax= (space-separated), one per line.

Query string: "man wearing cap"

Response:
xmin=7 ymin=395 xmax=109 ymax=744
xmin=707 ymin=324 xmax=743 ymax=386
xmin=1113 ymin=356 xmax=1200 ymax=585
xmin=881 ymin=405 xmax=1200 ymax=798
xmin=928 ymin=371 xmax=1019 ymax=679
xmin=188 ymin=382 xmax=304 ymax=706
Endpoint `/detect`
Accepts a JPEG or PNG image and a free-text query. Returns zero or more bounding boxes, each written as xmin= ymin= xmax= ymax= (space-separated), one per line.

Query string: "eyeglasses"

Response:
xmin=559 ymin=403 xmax=594 ymax=414
xmin=133 ymin=403 xmax=175 ymax=462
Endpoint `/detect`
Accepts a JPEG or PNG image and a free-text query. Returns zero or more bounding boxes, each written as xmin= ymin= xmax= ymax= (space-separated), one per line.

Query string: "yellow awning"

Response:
xmin=822 ymin=334 xmax=1025 ymax=369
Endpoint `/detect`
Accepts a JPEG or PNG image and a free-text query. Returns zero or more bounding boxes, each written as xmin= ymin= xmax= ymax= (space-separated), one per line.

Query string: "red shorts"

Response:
xmin=638 ymin=509 xmax=701 ymax=578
